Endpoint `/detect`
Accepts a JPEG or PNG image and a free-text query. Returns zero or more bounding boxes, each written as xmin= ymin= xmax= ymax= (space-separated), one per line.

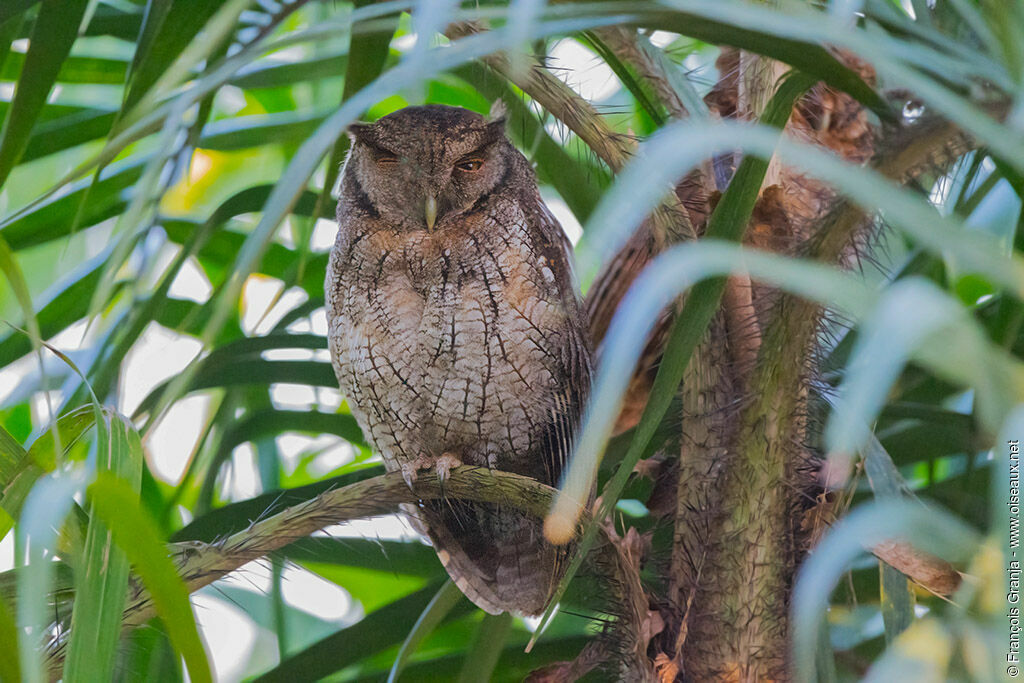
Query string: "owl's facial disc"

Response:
xmin=347 ymin=106 xmax=513 ymax=232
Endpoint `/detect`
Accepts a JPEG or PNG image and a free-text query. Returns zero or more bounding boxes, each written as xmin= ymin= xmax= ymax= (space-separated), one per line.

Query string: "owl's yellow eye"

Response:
xmin=455 ymin=158 xmax=483 ymax=172
xmin=376 ymin=155 xmax=398 ymax=165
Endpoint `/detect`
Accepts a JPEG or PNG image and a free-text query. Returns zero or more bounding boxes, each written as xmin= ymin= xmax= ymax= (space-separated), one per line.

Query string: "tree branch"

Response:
xmin=127 ymin=468 xmax=560 ymax=627
xmin=445 ymin=20 xmax=695 ymax=245
xmin=591 ymin=26 xmax=692 ymax=120
xmin=724 ymin=112 xmax=982 ymax=614
xmin=41 ymin=468 xmax=571 ymax=671
xmin=447 ymin=21 xmax=632 ymax=172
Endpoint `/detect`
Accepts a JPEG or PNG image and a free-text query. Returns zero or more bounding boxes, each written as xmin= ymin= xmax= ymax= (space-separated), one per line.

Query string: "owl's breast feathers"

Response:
xmin=326 ymin=195 xmax=590 ymax=485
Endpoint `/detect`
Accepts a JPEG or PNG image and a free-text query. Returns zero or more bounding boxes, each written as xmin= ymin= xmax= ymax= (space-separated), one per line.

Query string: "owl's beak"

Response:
xmin=424 ymin=195 xmax=438 ymax=231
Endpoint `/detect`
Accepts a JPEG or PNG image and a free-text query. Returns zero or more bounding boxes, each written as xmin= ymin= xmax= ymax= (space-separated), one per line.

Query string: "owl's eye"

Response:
xmin=455 ymin=158 xmax=484 ymax=172
xmin=366 ymin=142 xmax=398 ymax=165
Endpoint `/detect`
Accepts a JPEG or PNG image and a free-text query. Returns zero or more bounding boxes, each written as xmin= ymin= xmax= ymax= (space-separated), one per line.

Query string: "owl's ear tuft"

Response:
xmin=484 ymin=101 xmax=507 ymax=143
xmin=346 ymin=122 xmax=375 ymax=145
xmin=487 ymin=99 xmax=508 ymax=123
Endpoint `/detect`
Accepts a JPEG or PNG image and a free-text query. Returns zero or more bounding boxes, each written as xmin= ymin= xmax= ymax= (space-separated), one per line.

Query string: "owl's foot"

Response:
xmin=434 ymin=452 xmax=462 ymax=486
xmin=401 ymin=452 xmax=463 ymax=489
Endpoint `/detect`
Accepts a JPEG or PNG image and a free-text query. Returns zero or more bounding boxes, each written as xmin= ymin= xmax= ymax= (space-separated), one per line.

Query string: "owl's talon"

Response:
xmin=401 ymin=455 xmax=431 ymax=489
xmin=435 ymin=452 xmax=463 ymax=487
xmin=400 ymin=454 xmax=462 ymax=490
xmin=401 ymin=463 xmax=418 ymax=489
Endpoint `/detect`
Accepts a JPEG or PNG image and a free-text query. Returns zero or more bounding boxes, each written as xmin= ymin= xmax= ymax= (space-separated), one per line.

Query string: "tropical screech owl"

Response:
xmin=325 ymin=104 xmax=592 ymax=615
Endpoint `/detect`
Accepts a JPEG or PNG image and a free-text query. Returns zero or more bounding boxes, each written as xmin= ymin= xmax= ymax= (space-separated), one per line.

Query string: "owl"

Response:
xmin=325 ymin=104 xmax=592 ymax=615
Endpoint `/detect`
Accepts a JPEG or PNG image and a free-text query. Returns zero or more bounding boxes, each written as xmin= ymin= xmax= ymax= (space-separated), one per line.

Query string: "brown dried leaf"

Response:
xmin=654 ymin=652 xmax=680 ymax=682
xmin=799 ymin=489 xmax=841 ymax=549
xmin=873 ymin=540 xmax=963 ymax=596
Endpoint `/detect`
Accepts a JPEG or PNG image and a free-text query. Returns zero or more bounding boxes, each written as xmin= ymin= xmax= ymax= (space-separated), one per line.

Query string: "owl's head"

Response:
xmin=344 ymin=104 xmax=517 ymax=232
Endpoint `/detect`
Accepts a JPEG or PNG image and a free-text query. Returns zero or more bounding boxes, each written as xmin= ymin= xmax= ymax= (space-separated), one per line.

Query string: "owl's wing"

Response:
xmin=530 ymin=201 xmax=594 ymax=483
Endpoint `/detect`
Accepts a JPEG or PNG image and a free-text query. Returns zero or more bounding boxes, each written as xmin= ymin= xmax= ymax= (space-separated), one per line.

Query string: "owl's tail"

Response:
xmin=406 ymin=500 xmax=562 ymax=616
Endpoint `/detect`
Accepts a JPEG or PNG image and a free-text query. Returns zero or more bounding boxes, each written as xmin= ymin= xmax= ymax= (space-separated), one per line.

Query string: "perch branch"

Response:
xmin=123 ymin=468 xmax=563 ymax=629
xmin=45 ymin=467 xmax=659 ymax=679
xmin=41 ymin=468 xmax=577 ymax=673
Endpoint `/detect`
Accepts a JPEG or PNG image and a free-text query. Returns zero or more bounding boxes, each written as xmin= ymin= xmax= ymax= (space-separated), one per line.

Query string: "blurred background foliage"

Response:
xmin=0 ymin=0 xmax=1020 ymax=681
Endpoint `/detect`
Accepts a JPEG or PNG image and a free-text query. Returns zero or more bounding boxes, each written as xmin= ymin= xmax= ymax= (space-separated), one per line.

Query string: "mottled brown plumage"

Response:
xmin=325 ymin=104 xmax=592 ymax=615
